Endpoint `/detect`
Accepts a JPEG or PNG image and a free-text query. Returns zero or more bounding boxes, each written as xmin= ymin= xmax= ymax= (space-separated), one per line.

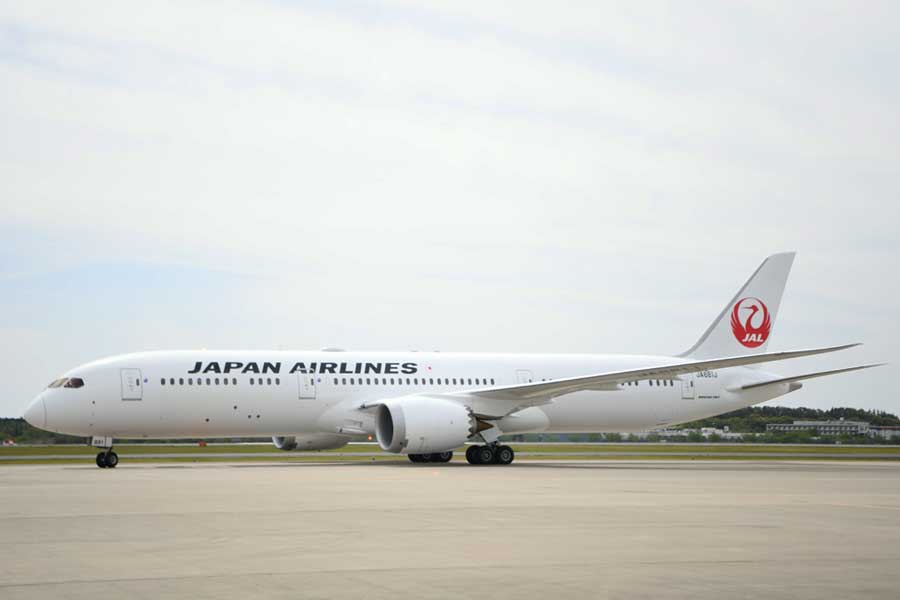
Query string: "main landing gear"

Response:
xmin=408 ymin=451 xmax=453 ymax=463
xmin=465 ymin=444 xmax=515 ymax=465
xmin=95 ymin=449 xmax=118 ymax=469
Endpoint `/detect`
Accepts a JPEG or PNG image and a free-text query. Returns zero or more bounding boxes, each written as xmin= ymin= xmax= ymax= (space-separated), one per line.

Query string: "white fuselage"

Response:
xmin=26 ymin=350 xmax=790 ymax=441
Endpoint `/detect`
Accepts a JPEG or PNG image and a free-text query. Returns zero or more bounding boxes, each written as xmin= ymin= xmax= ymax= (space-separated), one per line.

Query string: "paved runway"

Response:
xmin=1 ymin=460 xmax=899 ymax=599
xmin=5 ymin=451 xmax=900 ymax=460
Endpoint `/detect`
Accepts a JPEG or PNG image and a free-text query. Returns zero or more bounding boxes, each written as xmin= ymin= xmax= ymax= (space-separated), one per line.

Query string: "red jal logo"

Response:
xmin=730 ymin=297 xmax=771 ymax=348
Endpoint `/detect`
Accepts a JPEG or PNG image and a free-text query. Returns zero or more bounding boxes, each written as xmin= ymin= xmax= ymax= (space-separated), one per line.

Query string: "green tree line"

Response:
xmin=679 ymin=406 xmax=900 ymax=432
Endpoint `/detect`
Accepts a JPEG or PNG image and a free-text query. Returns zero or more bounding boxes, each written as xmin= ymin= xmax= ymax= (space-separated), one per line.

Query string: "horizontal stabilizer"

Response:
xmin=739 ymin=364 xmax=885 ymax=390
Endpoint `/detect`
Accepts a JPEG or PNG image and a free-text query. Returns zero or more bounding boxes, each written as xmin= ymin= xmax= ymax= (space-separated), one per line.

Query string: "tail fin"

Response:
xmin=681 ymin=252 xmax=795 ymax=359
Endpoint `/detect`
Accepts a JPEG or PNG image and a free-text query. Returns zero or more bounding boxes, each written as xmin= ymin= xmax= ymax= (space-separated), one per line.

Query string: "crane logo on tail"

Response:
xmin=731 ymin=297 xmax=771 ymax=348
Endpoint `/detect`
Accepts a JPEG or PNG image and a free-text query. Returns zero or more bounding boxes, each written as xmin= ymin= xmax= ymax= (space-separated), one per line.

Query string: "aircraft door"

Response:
xmin=297 ymin=373 xmax=317 ymax=399
xmin=681 ymin=375 xmax=696 ymax=400
xmin=121 ymin=368 xmax=143 ymax=401
xmin=516 ymin=370 xmax=533 ymax=384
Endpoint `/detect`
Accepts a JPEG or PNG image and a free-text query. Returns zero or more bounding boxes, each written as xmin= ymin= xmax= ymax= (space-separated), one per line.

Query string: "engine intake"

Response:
xmin=375 ymin=396 xmax=476 ymax=454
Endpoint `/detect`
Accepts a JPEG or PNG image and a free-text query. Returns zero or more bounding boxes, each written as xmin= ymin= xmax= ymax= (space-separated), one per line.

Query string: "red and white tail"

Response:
xmin=681 ymin=252 xmax=795 ymax=359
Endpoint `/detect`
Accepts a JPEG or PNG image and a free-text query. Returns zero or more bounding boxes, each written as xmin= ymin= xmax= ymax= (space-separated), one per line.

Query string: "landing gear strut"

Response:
xmin=465 ymin=444 xmax=515 ymax=465
xmin=92 ymin=437 xmax=118 ymax=469
xmin=408 ymin=451 xmax=453 ymax=463
xmin=95 ymin=449 xmax=118 ymax=469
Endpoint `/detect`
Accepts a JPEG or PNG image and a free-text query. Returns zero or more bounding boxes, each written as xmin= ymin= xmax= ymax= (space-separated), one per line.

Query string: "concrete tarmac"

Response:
xmin=1 ymin=460 xmax=899 ymax=599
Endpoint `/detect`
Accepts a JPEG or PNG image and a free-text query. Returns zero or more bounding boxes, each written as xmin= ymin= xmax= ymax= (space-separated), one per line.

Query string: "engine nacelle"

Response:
xmin=375 ymin=396 xmax=476 ymax=454
xmin=271 ymin=433 xmax=349 ymax=451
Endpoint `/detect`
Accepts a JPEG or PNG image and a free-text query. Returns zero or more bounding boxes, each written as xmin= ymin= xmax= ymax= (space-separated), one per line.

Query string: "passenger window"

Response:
xmin=468 ymin=378 xmax=472 ymax=385
xmin=179 ymin=378 xmax=184 ymax=385
xmin=390 ymin=378 xmax=395 ymax=385
xmin=267 ymin=378 xmax=272 ymax=385
xmin=491 ymin=378 xmax=495 ymax=385
xmin=206 ymin=378 xmax=211 ymax=385
xmin=215 ymin=378 xmax=219 ymax=385
xmin=333 ymin=378 xmax=338 ymax=385
xmin=406 ymin=378 xmax=410 ymax=385
xmin=350 ymin=378 xmax=355 ymax=385
xmin=414 ymin=378 xmax=418 ymax=385
xmin=170 ymin=378 xmax=175 ymax=385
xmin=224 ymin=378 xmax=229 ymax=386
xmin=188 ymin=378 xmax=193 ymax=385
xmin=342 ymin=378 xmax=346 ymax=385
xmin=161 ymin=378 xmax=166 ymax=385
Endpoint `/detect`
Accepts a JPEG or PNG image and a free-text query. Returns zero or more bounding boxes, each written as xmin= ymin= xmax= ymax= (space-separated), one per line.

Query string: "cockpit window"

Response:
xmin=48 ymin=378 xmax=85 ymax=389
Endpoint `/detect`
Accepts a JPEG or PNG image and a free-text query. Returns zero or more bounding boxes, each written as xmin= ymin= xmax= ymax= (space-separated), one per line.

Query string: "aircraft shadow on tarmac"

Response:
xmin=56 ymin=459 xmax=893 ymax=474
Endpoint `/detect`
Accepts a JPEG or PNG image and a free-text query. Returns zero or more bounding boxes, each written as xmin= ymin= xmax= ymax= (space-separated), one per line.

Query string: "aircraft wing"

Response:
xmin=450 ymin=343 xmax=860 ymax=417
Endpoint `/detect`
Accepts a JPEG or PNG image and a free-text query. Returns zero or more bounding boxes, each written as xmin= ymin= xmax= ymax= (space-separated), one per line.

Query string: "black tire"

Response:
xmin=436 ymin=451 xmax=453 ymax=463
xmin=419 ymin=453 xmax=433 ymax=463
xmin=408 ymin=454 xmax=422 ymax=463
xmin=105 ymin=451 xmax=118 ymax=468
xmin=465 ymin=445 xmax=480 ymax=464
xmin=476 ymin=445 xmax=495 ymax=464
xmin=96 ymin=452 xmax=107 ymax=468
xmin=496 ymin=445 xmax=514 ymax=465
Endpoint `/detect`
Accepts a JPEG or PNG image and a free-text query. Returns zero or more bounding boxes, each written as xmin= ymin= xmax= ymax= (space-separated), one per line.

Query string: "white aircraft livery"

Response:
xmin=22 ymin=252 xmax=881 ymax=468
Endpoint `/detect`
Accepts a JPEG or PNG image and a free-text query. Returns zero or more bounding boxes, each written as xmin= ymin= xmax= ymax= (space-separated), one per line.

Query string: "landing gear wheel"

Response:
xmin=104 ymin=451 xmax=118 ymax=468
xmin=476 ymin=445 xmax=495 ymax=465
xmin=96 ymin=452 xmax=108 ymax=468
xmin=436 ymin=451 xmax=453 ymax=463
xmin=408 ymin=454 xmax=422 ymax=463
xmin=465 ymin=445 xmax=480 ymax=464
xmin=496 ymin=445 xmax=515 ymax=465
xmin=419 ymin=453 xmax=433 ymax=463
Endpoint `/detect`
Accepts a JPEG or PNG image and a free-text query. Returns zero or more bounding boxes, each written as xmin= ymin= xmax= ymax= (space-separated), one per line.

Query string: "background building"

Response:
xmin=766 ymin=420 xmax=870 ymax=436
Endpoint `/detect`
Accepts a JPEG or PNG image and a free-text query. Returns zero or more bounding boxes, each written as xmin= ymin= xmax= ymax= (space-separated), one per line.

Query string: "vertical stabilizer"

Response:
xmin=681 ymin=252 xmax=795 ymax=359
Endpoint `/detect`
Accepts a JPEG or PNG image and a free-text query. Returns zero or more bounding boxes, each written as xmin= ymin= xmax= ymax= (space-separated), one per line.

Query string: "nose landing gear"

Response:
xmin=95 ymin=449 xmax=118 ymax=468
xmin=91 ymin=437 xmax=118 ymax=468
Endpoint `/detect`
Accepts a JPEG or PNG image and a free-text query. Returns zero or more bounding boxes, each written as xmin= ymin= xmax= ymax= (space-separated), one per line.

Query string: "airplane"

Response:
xmin=22 ymin=252 xmax=881 ymax=468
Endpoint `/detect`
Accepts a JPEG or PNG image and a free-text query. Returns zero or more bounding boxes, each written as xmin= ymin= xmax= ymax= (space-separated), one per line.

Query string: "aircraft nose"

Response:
xmin=24 ymin=396 xmax=46 ymax=429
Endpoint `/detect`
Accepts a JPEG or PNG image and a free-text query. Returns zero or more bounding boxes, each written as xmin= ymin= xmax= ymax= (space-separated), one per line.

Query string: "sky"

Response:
xmin=1 ymin=1 xmax=898 ymax=417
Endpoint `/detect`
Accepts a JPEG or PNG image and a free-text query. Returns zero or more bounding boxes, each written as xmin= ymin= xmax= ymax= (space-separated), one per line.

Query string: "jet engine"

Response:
xmin=271 ymin=433 xmax=349 ymax=451
xmin=375 ymin=396 xmax=476 ymax=454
